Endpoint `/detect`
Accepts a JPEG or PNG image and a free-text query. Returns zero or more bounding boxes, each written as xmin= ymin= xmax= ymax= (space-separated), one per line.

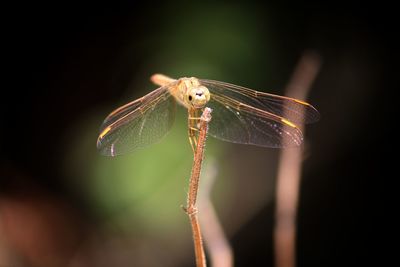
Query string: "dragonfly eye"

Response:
xmin=186 ymin=86 xmax=210 ymax=108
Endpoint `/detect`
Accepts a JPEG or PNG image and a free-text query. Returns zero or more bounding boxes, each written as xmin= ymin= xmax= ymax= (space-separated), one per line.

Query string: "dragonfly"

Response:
xmin=97 ymin=74 xmax=320 ymax=156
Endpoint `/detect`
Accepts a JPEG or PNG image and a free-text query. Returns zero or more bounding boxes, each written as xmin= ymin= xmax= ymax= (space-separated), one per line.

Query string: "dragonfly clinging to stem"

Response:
xmin=97 ymin=74 xmax=320 ymax=156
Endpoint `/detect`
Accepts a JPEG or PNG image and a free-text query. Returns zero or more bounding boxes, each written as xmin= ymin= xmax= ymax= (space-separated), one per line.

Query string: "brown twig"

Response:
xmin=274 ymin=51 xmax=321 ymax=267
xmin=185 ymin=107 xmax=212 ymax=267
xmin=199 ymin=159 xmax=233 ymax=267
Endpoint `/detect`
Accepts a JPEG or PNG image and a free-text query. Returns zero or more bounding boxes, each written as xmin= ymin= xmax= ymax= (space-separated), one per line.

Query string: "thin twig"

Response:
xmin=185 ymin=107 xmax=212 ymax=267
xmin=274 ymin=51 xmax=321 ymax=267
xmin=199 ymin=159 xmax=233 ymax=267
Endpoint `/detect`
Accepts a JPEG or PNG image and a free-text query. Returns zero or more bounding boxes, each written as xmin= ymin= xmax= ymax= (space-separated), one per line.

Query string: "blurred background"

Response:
xmin=1 ymin=1 xmax=387 ymax=267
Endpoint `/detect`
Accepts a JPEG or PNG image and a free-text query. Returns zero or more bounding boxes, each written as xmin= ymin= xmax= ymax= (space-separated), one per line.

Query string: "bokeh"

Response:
xmin=1 ymin=1 xmax=385 ymax=267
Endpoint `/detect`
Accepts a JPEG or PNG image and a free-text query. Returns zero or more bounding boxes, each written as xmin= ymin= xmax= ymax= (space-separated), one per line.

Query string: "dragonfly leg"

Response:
xmin=189 ymin=135 xmax=198 ymax=153
xmin=188 ymin=108 xmax=202 ymax=153
xmin=188 ymin=124 xmax=199 ymax=153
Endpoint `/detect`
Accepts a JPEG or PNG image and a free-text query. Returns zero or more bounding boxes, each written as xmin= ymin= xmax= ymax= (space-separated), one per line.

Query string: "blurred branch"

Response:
xmin=199 ymin=159 xmax=233 ymax=267
xmin=185 ymin=107 xmax=212 ymax=267
xmin=274 ymin=51 xmax=321 ymax=267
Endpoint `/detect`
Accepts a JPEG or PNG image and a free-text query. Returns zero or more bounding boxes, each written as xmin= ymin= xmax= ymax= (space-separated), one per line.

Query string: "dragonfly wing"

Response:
xmin=200 ymin=79 xmax=320 ymax=124
xmin=205 ymin=94 xmax=304 ymax=148
xmin=97 ymin=86 xmax=176 ymax=156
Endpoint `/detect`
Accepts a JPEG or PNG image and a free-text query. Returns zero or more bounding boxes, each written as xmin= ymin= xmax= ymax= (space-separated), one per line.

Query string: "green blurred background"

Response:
xmin=1 ymin=1 xmax=387 ymax=266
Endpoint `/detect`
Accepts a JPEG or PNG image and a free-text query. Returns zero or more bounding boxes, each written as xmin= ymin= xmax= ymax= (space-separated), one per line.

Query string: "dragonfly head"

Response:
xmin=186 ymin=85 xmax=211 ymax=108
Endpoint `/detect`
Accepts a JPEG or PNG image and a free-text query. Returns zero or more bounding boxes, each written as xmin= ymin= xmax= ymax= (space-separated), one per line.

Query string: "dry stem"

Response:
xmin=274 ymin=51 xmax=321 ymax=267
xmin=199 ymin=159 xmax=233 ymax=267
xmin=185 ymin=107 xmax=212 ymax=267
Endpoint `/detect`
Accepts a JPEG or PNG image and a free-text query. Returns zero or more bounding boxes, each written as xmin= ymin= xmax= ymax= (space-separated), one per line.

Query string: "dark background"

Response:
xmin=1 ymin=1 xmax=388 ymax=267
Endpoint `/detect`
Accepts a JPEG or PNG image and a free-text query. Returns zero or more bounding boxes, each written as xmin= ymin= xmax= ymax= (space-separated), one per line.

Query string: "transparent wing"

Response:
xmin=200 ymin=79 xmax=320 ymax=124
xmin=97 ymin=85 xmax=176 ymax=156
xmin=206 ymin=94 xmax=304 ymax=148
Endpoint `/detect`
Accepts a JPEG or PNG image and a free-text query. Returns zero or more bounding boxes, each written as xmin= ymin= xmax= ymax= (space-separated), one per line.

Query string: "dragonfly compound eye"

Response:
xmin=187 ymin=86 xmax=210 ymax=108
